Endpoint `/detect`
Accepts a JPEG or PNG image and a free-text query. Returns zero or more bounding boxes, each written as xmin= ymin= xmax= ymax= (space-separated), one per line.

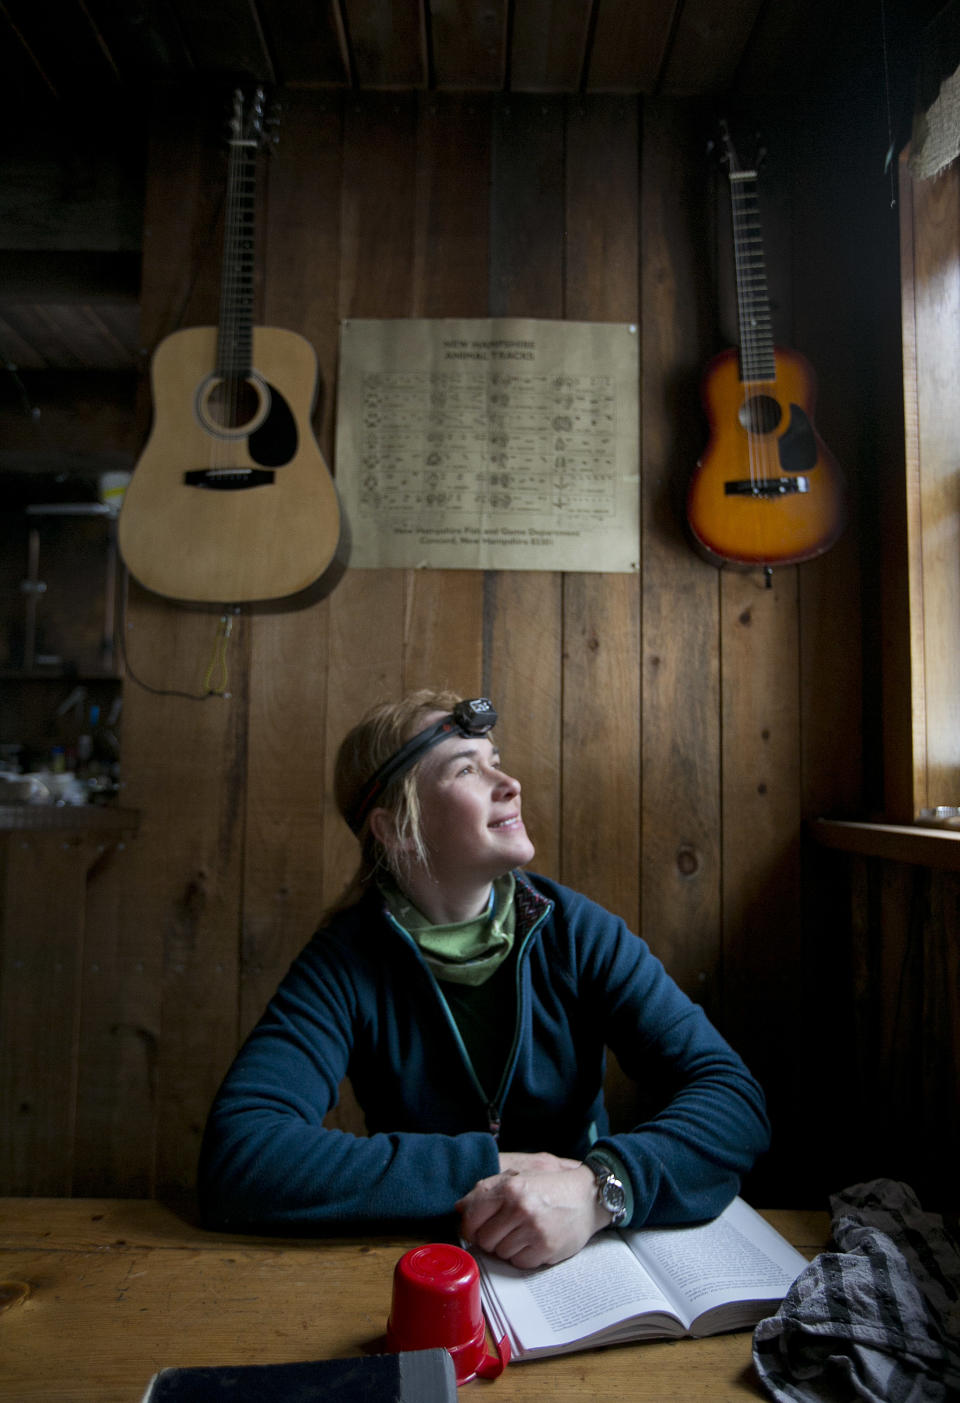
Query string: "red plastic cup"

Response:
xmin=385 ymin=1243 xmax=510 ymax=1385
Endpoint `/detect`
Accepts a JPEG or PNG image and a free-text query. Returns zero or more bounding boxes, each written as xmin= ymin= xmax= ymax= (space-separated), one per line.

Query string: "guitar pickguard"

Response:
xmin=249 ymin=385 xmax=299 ymax=467
xmin=778 ymin=404 xmax=817 ymax=475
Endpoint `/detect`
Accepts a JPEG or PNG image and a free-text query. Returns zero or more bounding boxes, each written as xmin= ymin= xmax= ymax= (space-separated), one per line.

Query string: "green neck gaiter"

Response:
xmin=381 ymin=872 xmax=517 ymax=987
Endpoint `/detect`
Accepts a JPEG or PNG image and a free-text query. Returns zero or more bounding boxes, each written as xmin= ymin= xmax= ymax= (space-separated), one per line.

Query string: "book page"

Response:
xmin=622 ymin=1198 xmax=808 ymax=1328
xmin=474 ymin=1232 xmax=682 ymax=1358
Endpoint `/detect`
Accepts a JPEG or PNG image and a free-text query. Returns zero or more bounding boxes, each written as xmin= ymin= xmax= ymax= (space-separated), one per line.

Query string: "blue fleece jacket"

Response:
xmin=197 ymin=872 xmax=770 ymax=1232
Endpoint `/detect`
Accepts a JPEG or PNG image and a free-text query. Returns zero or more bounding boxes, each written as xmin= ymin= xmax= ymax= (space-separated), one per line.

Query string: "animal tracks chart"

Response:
xmin=335 ymin=318 xmax=640 ymax=571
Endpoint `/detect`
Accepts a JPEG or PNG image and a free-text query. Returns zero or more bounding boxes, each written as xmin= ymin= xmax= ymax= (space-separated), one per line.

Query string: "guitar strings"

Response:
xmin=214 ymin=120 xmax=258 ymax=479
xmin=730 ymin=168 xmax=774 ymax=505
xmin=218 ymin=133 xmax=243 ymax=475
xmin=730 ymin=173 xmax=755 ymax=496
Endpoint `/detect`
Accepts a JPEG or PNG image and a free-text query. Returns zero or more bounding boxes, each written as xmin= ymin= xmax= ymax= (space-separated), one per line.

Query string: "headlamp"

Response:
xmin=346 ymin=698 xmax=498 ymax=835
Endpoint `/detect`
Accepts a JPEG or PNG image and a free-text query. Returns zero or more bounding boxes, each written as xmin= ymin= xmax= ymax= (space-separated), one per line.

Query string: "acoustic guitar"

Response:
xmin=119 ymin=89 xmax=344 ymax=606
xmin=686 ymin=122 xmax=845 ymax=570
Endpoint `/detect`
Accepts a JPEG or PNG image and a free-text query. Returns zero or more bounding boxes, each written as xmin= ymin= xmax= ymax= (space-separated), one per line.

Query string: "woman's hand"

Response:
xmin=456 ymin=1152 xmax=611 ymax=1268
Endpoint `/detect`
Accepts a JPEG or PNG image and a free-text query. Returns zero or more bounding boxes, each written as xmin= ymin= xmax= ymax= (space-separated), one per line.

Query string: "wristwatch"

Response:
xmin=583 ymin=1153 xmax=627 ymax=1226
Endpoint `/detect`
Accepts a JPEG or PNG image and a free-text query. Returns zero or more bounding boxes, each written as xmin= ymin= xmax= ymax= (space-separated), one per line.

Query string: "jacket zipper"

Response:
xmin=485 ymin=906 xmax=550 ymax=1137
xmin=386 ymin=891 xmax=553 ymax=1139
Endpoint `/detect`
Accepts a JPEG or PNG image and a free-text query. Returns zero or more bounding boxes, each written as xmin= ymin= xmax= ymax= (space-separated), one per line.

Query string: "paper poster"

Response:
xmin=334 ymin=318 xmax=639 ymax=571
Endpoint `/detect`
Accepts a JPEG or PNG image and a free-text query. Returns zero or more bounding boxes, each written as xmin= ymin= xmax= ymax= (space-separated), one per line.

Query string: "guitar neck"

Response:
xmin=729 ymin=169 xmax=776 ymax=384
xmin=217 ymin=134 xmax=258 ymax=380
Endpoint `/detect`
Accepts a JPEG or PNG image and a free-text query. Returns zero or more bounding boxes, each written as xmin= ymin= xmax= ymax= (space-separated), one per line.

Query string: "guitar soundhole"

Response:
xmin=206 ymin=377 xmax=262 ymax=430
xmin=739 ymin=395 xmax=782 ymax=435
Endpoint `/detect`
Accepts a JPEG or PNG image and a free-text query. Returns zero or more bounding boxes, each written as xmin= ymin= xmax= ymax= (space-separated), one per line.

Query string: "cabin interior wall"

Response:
xmin=2 ymin=77 xmax=954 ymax=1215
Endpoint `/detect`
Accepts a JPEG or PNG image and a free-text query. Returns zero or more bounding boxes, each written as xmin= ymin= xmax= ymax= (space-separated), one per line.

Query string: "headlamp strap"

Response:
xmin=347 ymin=698 xmax=497 ymax=834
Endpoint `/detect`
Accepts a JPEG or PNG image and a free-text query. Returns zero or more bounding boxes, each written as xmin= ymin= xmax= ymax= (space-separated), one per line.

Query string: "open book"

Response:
xmin=473 ymin=1196 xmax=809 ymax=1360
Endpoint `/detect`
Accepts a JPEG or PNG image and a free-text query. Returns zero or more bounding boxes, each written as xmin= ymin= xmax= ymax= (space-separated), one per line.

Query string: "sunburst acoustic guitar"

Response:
xmin=119 ymin=89 xmax=344 ymax=606
xmin=687 ymin=122 xmax=845 ymax=572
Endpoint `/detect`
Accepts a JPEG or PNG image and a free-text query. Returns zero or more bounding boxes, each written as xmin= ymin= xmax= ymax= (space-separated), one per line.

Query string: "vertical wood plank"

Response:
xmin=509 ymin=0 xmax=592 ymax=92
xmin=772 ymin=103 xmax=864 ymax=824
xmin=241 ymin=603 xmax=330 ymax=1029
xmin=834 ymin=853 xmax=960 ymax=1210
xmin=907 ymin=159 xmax=960 ymax=806
xmin=321 ymin=575 xmax=406 ymax=906
xmin=72 ymin=833 xmax=155 ymax=1196
xmin=410 ymin=93 xmax=492 ymax=323
xmin=487 ymin=95 xmax=564 ymax=879
xmin=659 ymin=0 xmax=766 ymax=95
xmin=587 ymin=1 xmax=673 ymax=93
xmin=923 ymin=869 xmax=960 ymax=1206
xmin=559 ymin=76 xmax=642 ymax=1149
xmin=431 ymin=0 xmax=508 ymax=89
xmin=322 ymin=94 xmax=420 ymax=911
xmin=561 ymin=96 xmax=641 ymax=924
xmin=121 ymin=86 xmax=249 ymax=1198
xmin=402 ymin=92 xmax=491 ymax=698
xmin=121 ymin=590 xmax=249 ymax=1198
xmin=136 ymin=88 xmax=226 ymax=343
xmin=484 ymin=569 xmax=563 ymax=878
xmin=241 ymin=93 xmax=343 ymax=1034
xmin=401 ymin=571 xmax=484 ymax=695
xmin=0 ymin=835 xmax=90 ymax=1193
xmin=720 ymin=568 xmax=803 ymax=1195
xmin=895 ymin=155 xmax=925 ymax=821
xmin=751 ymin=103 xmax=868 ymax=1198
xmin=639 ymin=100 xmax=724 ymax=1010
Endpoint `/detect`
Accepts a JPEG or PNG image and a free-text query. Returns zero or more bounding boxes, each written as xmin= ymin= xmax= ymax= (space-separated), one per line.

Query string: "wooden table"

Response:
xmin=0 ymin=1198 xmax=830 ymax=1401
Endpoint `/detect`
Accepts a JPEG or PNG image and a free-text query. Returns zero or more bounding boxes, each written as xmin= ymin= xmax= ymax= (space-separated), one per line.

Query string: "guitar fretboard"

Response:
xmin=729 ymin=170 xmax=775 ymax=384
xmin=217 ymin=134 xmax=259 ymax=381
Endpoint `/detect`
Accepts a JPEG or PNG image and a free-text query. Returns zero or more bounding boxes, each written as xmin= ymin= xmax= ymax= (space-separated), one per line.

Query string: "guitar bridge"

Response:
xmin=184 ymin=468 xmax=276 ymax=490
xmin=724 ymin=476 xmax=809 ymax=498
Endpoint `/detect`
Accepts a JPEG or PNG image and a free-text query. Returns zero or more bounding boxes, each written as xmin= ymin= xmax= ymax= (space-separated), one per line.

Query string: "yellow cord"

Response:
xmin=202 ymin=614 xmax=234 ymax=696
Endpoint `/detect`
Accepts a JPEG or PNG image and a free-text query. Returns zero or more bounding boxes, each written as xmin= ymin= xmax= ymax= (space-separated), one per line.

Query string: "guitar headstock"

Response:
xmin=716 ymin=116 xmax=765 ymax=180
xmin=227 ymin=87 xmax=279 ymax=151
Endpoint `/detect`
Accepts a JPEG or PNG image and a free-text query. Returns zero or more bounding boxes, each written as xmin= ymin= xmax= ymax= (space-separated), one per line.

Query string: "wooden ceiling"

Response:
xmin=0 ymin=0 xmax=924 ymax=107
xmin=0 ymin=0 xmax=942 ymax=412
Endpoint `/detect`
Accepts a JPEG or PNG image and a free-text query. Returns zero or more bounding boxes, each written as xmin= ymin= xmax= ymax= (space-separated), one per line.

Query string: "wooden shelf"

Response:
xmin=0 ymin=805 xmax=138 ymax=833
xmin=0 ymin=670 xmax=122 ymax=681
xmin=811 ymin=818 xmax=960 ymax=871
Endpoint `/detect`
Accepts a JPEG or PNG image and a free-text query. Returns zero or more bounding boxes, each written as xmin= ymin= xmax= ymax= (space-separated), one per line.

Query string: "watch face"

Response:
xmin=602 ymin=1180 xmax=626 ymax=1215
xmin=585 ymin=1157 xmax=626 ymax=1221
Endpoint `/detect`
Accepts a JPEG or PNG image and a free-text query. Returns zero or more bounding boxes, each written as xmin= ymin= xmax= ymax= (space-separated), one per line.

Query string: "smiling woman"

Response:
xmin=368 ymin=710 xmax=535 ymax=925
xmin=198 ymin=690 xmax=771 ymax=1269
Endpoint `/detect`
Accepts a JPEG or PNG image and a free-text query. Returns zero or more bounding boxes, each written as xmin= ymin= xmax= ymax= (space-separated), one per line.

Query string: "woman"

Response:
xmin=198 ymin=689 xmax=770 ymax=1268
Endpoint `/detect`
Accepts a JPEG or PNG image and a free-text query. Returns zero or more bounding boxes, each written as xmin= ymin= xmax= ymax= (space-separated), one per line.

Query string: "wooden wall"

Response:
xmin=804 ymin=839 xmax=960 ymax=1212
xmin=899 ymin=148 xmax=960 ymax=812
xmin=5 ymin=80 xmax=954 ymax=1214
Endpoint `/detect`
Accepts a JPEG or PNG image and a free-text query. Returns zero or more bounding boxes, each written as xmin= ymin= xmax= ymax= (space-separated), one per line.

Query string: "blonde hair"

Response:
xmin=331 ymin=688 xmax=463 ymax=909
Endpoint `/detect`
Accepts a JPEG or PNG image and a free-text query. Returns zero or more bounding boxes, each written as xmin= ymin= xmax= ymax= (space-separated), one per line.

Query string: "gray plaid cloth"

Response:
xmin=753 ymin=1180 xmax=960 ymax=1402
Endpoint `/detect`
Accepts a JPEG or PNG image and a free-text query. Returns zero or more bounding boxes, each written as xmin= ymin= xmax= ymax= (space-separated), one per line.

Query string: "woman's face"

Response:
xmin=411 ymin=712 xmax=535 ymax=888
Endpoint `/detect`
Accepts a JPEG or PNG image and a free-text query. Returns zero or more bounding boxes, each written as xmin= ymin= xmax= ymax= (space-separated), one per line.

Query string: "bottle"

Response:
xmin=84 ymin=702 xmax=121 ymax=803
